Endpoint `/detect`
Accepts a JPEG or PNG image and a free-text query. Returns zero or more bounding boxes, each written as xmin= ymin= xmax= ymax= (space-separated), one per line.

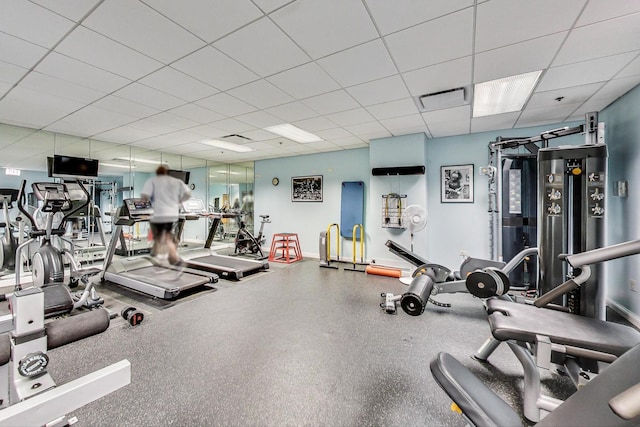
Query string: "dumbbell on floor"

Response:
xmin=121 ymin=307 xmax=144 ymax=326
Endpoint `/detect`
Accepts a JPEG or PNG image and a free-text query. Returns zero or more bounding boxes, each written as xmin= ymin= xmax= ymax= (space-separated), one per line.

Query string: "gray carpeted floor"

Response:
xmin=46 ymin=259 xmax=579 ymax=426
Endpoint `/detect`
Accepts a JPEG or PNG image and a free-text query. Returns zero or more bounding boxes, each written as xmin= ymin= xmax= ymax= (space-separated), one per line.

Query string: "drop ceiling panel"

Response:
xmin=252 ymin=0 xmax=292 ymax=14
xmin=235 ymin=111 xmax=283 ymax=128
xmin=326 ymin=108 xmax=375 ymax=127
xmin=242 ymin=129 xmax=280 ymax=142
xmin=139 ymin=67 xmax=218 ymax=102
xmin=270 ymin=0 xmax=378 ymax=59
xmin=188 ymin=124 xmax=230 ymax=139
xmin=292 ymin=116 xmax=339 ymax=132
xmin=30 ymin=0 xmax=102 ymax=22
xmin=346 ymin=75 xmax=409 ymax=106
xmin=553 ymin=14 xmax=640 ymax=66
xmin=214 ymin=17 xmax=310 ymax=78
xmin=366 ymin=98 xmax=419 ymax=120
xmin=210 ymin=118 xmax=256 ymax=133
xmin=149 ymin=112 xmax=201 ymax=130
xmin=528 ymin=82 xmax=605 ymax=109
xmin=168 ymin=103 xmax=225 ymax=124
xmin=422 ymin=105 xmax=470 ymax=125
xmin=379 ymin=114 xmax=426 ymax=133
xmin=0 ymin=82 xmax=11 ymax=99
xmin=332 ymin=136 xmax=367 ymax=148
xmin=46 ymin=106 xmax=137 ymax=136
xmin=385 ymin=8 xmax=473 ymax=72
xmin=576 ymin=0 xmax=640 ymax=27
xmin=0 ymin=87 xmax=85 ymax=128
xmin=0 ymin=61 xmax=28 ymax=86
xmin=568 ymin=96 xmax=619 ymax=119
xmin=315 ymin=127 xmax=352 ymax=140
xmin=301 ymin=90 xmax=360 ymax=115
xmin=55 ymin=26 xmax=163 ymax=80
xmin=228 ymin=79 xmax=294 ymax=109
xmin=93 ymin=95 xmax=160 ymax=119
xmin=195 ymin=92 xmax=256 ymax=117
xmin=471 ymin=112 xmax=520 ymax=133
xmin=474 ymin=32 xmax=566 ymax=83
xmin=114 ymin=83 xmax=186 ymax=111
xmin=475 ymin=0 xmax=585 ymax=52
xmin=364 ymin=0 xmax=473 ymax=36
xmin=344 ymin=121 xmax=389 ymax=137
xmin=0 ymin=124 xmax=37 ymax=148
xmin=172 ymin=47 xmax=259 ymax=91
xmin=0 ymin=32 xmax=48 ymax=68
xmin=617 ymin=54 xmax=640 ymax=78
xmin=94 ymin=126 xmax=161 ymax=144
xmin=142 ymin=0 xmax=263 ymax=43
xmin=517 ymin=102 xmax=582 ymax=125
xmin=265 ymin=101 xmax=318 ymax=122
xmin=591 ymin=76 xmax=640 ymax=101
xmin=267 ymin=62 xmax=340 ymax=99
xmin=0 ymin=1 xmax=74 ymax=48
xmin=127 ymin=114 xmax=185 ymax=135
xmin=402 ymin=56 xmax=472 ymax=96
xmin=20 ymin=72 xmax=106 ymax=104
xmin=317 ymin=39 xmax=397 ymax=87
xmin=161 ymin=142 xmax=208 ymax=154
xmin=35 ymin=52 xmax=130 ymax=93
xmin=428 ymin=119 xmax=470 ymax=138
xmin=537 ymin=52 xmax=638 ymax=91
xmin=83 ymin=0 xmax=205 ymax=64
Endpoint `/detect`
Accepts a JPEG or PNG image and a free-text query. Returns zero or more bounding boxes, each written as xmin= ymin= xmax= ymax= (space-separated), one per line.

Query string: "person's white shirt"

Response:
xmin=141 ymin=175 xmax=191 ymax=223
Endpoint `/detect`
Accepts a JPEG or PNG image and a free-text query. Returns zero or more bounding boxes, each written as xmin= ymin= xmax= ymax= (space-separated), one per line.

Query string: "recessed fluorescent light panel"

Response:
xmin=114 ymin=157 xmax=166 ymax=165
xmin=199 ymin=140 xmax=253 ymax=153
xmin=101 ymin=163 xmax=136 ymax=169
xmin=264 ymin=124 xmax=322 ymax=143
xmin=473 ymin=70 xmax=543 ymax=117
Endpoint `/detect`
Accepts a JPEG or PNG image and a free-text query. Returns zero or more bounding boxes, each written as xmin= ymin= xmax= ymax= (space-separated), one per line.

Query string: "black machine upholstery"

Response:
xmin=486 ymin=299 xmax=640 ymax=357
xmin=430 ymin=352 xmax=522 ymax=427
xmin=431 ymin=344 xmax=640 ymax=426
xmin=0 ymin=334 xmax=10 ymax=366
xmin=42 ymin=284 xmax=74 ymax=318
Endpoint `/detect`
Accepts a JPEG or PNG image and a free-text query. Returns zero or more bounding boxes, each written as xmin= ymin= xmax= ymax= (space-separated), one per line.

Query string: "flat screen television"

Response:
xmin=52 ymin=155 xmax=99 ymax=178
xmin=168 ymin=169 xmax=190 ymax=184
xmin=47 ymin=157 xmax=54 ymax=178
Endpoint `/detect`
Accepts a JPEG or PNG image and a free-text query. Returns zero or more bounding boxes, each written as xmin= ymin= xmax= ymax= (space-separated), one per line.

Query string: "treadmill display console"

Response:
xmin=124 ymin=198 xmax=153 ymax=217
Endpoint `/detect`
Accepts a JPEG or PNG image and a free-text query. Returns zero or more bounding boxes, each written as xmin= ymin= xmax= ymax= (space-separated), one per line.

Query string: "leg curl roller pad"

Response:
xmin=45 ymin=308 xmax=110 ymax=350
xmin=401 ymin=274 xmax=435 ymax=316
xmin=465 ymin=267 xmax=510 ymax=298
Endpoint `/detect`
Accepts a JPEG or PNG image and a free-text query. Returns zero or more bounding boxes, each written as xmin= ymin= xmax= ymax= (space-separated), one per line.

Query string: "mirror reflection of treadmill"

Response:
xmin=177 ymin=198 xmax=269 ymax=281
xmin=101 ymin=198 xmax=218 ymax=300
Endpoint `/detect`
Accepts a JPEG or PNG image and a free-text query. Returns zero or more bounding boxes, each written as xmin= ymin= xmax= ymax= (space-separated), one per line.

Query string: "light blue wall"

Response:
xmin=599 ymin=83 xmax=640 ymax=317
xmin=182 ymin=166 xmax=208 ymax=242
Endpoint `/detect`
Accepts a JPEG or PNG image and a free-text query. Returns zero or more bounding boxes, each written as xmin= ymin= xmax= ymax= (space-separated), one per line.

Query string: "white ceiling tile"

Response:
xmin=317 ymin=39 xmax=397 ymax=87
xmin=252 ymin=0 xmax=292 ymax=14
xmin=0 ymin=32 xmax=48 ymax=68
xmin=270 ymin=0 xmax=378 ymax=59
xmin=315 ymin=128 xmax=352 ymax=140
xmin=214 ymin=17 xmax=310 ymax=77
xmin=55 ymin=26 xmax=163 ymax=80
xmin=428 ymin=119 xmax=470 ymax=138
xmin=172 ymin=46 xmax=259 ymax=91
xmin=514 ymin=118 xmax=575 ymax=129
xmin=576 ymin=0 xmax=640 ymax=26
xmin=46 ymin=105 xmax=137 ymax=136
xmin=538 ymin=52 xmax=638 ymax=91
xmin=228 ymin=79 xmax=294 ymax=109
xmin=358 ymin=130 xmax=392 ymax=141
xmin=0 ymin=87 xmax=85 ymax=128
xmin=591 ymin=76 xmax=640 ymax=101
xmin=617 ymin=54 xmax=640 ymax=78
xmin=379 ymin=114 xmax=425 ymax=132
xmin=168 ymin=103 xmax=226 ymax=124
xmin=92 ymin=95 xmax=160 ymax=119
xmin=142 ymin=0 xmax=263 ymax=43
xmin=554 ymin=14 xmax=640 ymax=66
xmin=302 ymin=90 xmax=360 ymax=115
xmin=422 ymin=105 xmax=470 ymax=125
xmin=242 ymin=129 xmax=281 ymax=142
xmin=36 ymin=52 xmax=130 ymax=93
xmin=156 ymin=130 xmax=204 ymax=145
xmin=385 ymin=8 xmax=473 ymax=72
xmin=332 ymin=136 xmax=366 ymax=147
xmin=139 ymin=67 xmax=218 ymax=102
xmin=267 ymin=62 xmax=340 ymax=99
xmin=470 ymin=112 xmax=520 ymax=133
xmin=326 ymin=108 xmax=375 ymax=127
xmin=0 ymin=1 xmax=74 ymax=48
xmin=364 ymin=0 xmax=473 ymax=35
xmin=366 ymin=98 xmax=419 ymax=120
xmin=0 ymin=124 xmax=38 ymax=148
xmin=292 ymin=116 xmax=339 ymax=132
xmin=0 ymin=82 xmax=12 ymax=99
xmin=234 ymin=111 xmax=282 ymax=128
xmin=188 ymin=124 xmax=231 ymax=139
xmin=94 ymin=126 xmax=160 ymax=144
xmin=344 ymin=121 xmax=389 ymax=137
xmin=20 ymin=71 xmax=106 ymax=104
xmin=518 ymin=103 xmax=583 ymax=124
xmin=127 ymin=114 xmax=183 ymax=135
xmin=475 ymin=0 xmax=586 ymax=52
xmin=346 ymin=75 xmax=409 ymax=106
xmin=114 ymin=83 xmax=186 ymax=111
xmin=83 ymin=0 xmax=204 ymax=64
xmin=403 ymin=56 xmax=472 ymax=96
xmin=30 ymin=0 xmax=102 ymax=22
xmin=474 ymin=32 xmax=567 ymax=83
xmin=195 ymin=92 xmax=256 ymax=116
xmin=569 ymin=97 xmax=618 ymax=118
xmin=160 ymin=142 xmax=209 ymax=154
xmin=130 ymin=135 xmax=186 ymax=150
xmin=265 ymin=101 xmax=318 ymax=122
xmin=0 ymin=61 xmax=28 ymax=85
xmin=528 ymin=83 xmax=605 ymax=109
xmin=150 ymin=112 xmax=201 ymax=130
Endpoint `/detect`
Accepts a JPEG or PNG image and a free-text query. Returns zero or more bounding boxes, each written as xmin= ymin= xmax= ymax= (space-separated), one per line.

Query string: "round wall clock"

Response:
xmin=272 ymin=177 xmax=280 ymax=186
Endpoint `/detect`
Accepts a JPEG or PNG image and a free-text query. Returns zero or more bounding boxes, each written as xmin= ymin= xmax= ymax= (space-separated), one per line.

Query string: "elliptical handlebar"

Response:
xmin=16 ymin=180 xmax=36 ymax=231
xmin=61 ymin=180 xmax=91 ymax=223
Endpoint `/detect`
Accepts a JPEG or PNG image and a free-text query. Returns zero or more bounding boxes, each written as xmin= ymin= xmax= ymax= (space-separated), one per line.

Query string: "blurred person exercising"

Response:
xmin=141 ymin=165 xmax=191 ymax=265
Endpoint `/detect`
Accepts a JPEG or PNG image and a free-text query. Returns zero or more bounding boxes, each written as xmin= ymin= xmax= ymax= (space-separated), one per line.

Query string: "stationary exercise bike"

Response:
xmin=0 ymin=189 xmax=20 ymax=271
xmin=233 ymin=214 xmax=270 ymax=260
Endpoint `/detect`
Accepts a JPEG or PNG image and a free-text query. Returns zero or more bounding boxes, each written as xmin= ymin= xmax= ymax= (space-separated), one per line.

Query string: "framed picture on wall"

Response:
xmin=292 ymin=175 xmax=323 ymax=202
xmin=441 ymin=164 xmax=474 ymax=203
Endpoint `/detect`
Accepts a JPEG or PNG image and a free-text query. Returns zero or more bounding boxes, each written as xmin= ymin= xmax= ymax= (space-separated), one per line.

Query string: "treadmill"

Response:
xmin=176 ymin=199 xmax=269 ymax=281
xmin=101 ymin=198 xmax=218 ymax=300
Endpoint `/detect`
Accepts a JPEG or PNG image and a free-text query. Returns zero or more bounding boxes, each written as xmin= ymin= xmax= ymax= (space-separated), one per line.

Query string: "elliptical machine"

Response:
xmin=0 ymin=189 xmax=19 ymax=271
xmin=233 ymin=214 xmax=270 ymax=260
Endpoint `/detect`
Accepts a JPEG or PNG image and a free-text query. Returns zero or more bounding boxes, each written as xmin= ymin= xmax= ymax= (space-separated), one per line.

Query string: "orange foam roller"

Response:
xmin=365 ymin=265 xmax=402 ymax=278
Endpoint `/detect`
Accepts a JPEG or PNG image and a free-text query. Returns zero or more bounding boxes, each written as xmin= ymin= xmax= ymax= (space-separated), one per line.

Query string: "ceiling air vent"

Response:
xmin=221 ymin=134 xmax=252 ymax=144
xmin=415 ymin=87 xmax=468 ymax=112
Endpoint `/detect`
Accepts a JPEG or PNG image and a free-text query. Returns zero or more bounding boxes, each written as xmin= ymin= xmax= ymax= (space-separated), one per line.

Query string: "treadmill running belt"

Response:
xmin=122 ymin=266 xmax=209 ymax=289
xmin=192 ymin=255 xmax=260 ymax=269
